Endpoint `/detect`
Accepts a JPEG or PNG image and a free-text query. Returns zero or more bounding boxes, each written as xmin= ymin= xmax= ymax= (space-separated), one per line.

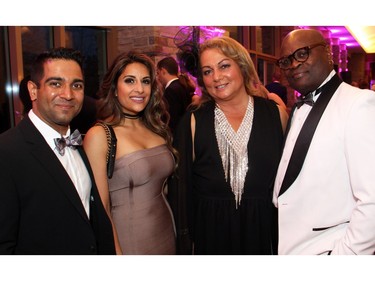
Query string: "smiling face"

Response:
xmin=280 ymin=29 xmax=333 ymax=95
xmin=28 ymin=59 xmax=84 ymax=134
xmin=116 ymin=62 xmax=152 ymax=115
xmin=200 ymin=48 xmax=246 ymax=102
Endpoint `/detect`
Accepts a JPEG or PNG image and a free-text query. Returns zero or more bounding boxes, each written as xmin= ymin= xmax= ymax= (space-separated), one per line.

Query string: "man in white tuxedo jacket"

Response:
xmin=273 ymin=29 xmax=375 ymax=255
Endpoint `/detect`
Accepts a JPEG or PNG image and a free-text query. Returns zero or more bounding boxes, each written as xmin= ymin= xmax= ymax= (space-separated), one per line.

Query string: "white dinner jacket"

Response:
xmin=273 ymin=81 xmax=375 ymax=255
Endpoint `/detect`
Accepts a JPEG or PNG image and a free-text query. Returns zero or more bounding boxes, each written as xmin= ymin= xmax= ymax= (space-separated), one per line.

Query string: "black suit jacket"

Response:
xmin=265 ymin=82 xmax=288 ymax=105
xmin=163 ymin=79 xmax=192 ymax=133
xmin=0 ymin=117 xmax=115 ymax=254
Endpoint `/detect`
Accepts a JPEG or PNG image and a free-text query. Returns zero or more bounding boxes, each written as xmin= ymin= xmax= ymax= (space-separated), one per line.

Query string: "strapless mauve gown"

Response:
xmin=108 ymin=144 xmax=176 ymax=254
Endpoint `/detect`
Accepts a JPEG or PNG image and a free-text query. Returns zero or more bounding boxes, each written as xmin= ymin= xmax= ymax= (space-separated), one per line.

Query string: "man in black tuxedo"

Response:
xmin=0 ymin=48 xmax=115 ymax=254
xmin=157 ymin=56 xmax=194 ymax=133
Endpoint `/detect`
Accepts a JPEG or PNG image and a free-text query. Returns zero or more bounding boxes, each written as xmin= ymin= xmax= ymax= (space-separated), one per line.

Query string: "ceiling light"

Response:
xmin=346 ymin=26 xmax=375 ymax=53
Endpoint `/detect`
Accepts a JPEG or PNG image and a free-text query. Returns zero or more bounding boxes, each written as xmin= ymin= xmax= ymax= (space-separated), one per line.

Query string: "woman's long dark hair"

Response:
xmin=96 ymin=51 xmax=178 ymax=168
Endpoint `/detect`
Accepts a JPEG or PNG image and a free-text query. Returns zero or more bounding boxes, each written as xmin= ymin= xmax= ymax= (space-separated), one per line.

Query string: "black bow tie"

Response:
xmin=295 ymin=87 xmax=323 ymax=109
xmin=54 ymin=129 xmax=82 ymax=156
xmin=295 ymin=92 xmax=314 ymax=108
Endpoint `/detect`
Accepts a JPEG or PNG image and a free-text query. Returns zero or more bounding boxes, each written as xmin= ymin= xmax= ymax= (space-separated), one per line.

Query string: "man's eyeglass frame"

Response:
xmin=276 ymin=42 xmax=327 ymax=70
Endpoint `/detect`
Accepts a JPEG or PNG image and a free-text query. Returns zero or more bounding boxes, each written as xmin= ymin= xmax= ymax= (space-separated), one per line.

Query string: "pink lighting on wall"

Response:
xmin=299 ymin=26 xmax=353 ymax=74
xmin=299 ymin=26 xmax=362 ymax=49
xmin=199 ymin=26 xmax=225 ymax=37
xmin=177 ymin=26 xmax=225 ymax=44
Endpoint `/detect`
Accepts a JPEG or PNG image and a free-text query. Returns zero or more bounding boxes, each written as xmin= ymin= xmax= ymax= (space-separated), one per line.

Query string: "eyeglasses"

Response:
xmin=276 ymin=43 xmax=326 ymax=70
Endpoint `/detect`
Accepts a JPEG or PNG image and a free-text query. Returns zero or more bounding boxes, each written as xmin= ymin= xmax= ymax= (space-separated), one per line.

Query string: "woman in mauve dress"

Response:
xmin=84 ymin=51 xmax=177 ymax=255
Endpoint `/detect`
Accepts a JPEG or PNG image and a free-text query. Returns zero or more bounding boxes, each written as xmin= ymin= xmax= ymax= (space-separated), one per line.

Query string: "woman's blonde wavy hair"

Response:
xmin=195 ymin=36 xmax=266 ymax=107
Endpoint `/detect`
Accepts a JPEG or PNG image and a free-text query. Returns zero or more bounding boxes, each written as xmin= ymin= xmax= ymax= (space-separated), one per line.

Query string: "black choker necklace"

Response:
xmin=122 ymin=112 xmax=142 ymax=119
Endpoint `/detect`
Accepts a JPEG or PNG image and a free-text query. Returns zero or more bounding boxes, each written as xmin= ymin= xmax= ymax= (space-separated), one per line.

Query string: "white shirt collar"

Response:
xmin=314 ymin=70 xmax=336 ymax=95
xmin=28 ymin=109 xmax=71 ymax=151
xmin=165 ymin=77 xmax=179 ymax=89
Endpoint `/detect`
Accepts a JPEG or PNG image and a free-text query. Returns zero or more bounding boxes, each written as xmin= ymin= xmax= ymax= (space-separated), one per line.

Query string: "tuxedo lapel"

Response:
xmin=19 ymin=118 xmax=90 ymax=222
xmin=283 ymin=103 xmax=297 ymax=147
xmin=278 ymin=74 xmax=342 ymax=196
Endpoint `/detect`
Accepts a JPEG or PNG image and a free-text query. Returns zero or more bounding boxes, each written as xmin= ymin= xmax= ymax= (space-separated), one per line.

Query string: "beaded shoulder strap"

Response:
xmin=95 ymin=122 xmax=117 ymax=179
